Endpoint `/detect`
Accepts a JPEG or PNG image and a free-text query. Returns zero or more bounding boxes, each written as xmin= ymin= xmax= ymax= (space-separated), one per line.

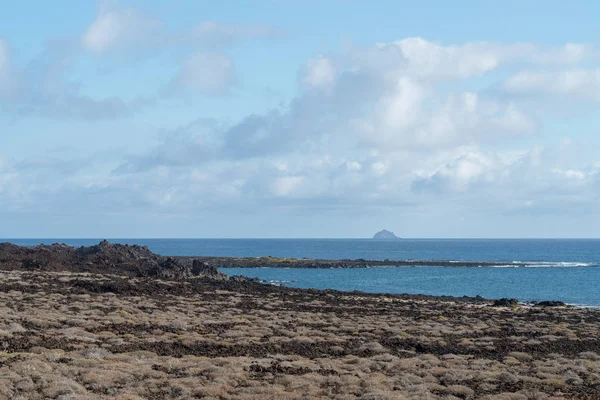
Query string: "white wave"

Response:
xmin=446 ymin=260 xmax=595 ymax=268
xmin=517 ymin=261 xmax=594 ymax=268
xmin=567 ymin=303 xmax=600 ymax=309
xmin=468 ymin=261 xmax=597 ymax=268
xmin=264 ymin=279 xmax=295 ymax=285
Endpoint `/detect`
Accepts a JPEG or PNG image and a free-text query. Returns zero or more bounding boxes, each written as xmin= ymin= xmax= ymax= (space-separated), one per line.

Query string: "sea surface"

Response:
xmin=4 ymin=238 xmax=600 ymax=306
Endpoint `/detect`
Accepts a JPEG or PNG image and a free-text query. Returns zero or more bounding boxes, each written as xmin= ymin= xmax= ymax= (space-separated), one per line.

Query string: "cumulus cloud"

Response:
xmin=350 ymin=78 xmax=535 ymax=148
xmin=0 ymin=39 xmax=8 ymax=78
xmin=504 ymin=68 xmax=600 ymax=100
xmin=0 ymin=39 xmax=16 ymax=97
xmin=82 ymin=5 xmax=162 ymax=55
xmin=529 ymin=43 xmax=595 ymax=65
xmin=0 ymin=153 xmax=86 ymax=211
xmin=1 ymin=5 xmax=283 ymax=121
xmin=121 ymin=38 xmax=595 ymax=169
xmin=78 ymin=4 xmax=283 ymax=102
xmin=107 ymin=37 xmax=600 ymax=222
xmin=163 ymin=52 xmax=236 ymax=96
xmin=126 ymin=37 xmax=569 ymax=180
xmin=0 ymin=41 xmax=151 ymax=120
xmin=388 ymin=38 xmax=502 ymax=79
xmin=412 ymin=151 xmax=508 ymax=192
xmin=302 ymin=55 xmax=336 ymax=92
xmin=345 ymin=39 xmax=597 ymax=84
xmin=81 ymin=4 xmax=280 ymax=56
xmin=5 ymin=34 xmax=600 ymax=235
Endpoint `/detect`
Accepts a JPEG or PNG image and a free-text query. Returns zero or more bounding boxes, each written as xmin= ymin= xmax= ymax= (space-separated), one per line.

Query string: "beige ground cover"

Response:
xmin=1 ymin=270 xmax=599 ymax=399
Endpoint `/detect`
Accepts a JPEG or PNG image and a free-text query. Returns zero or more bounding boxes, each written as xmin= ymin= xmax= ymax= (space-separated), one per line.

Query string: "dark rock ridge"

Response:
xmin=181 ymin=256 xmax=531 ymax=268
xmin=372 ymin=229 xmax=399 ymax=239
xmin=492 ymin=298 xmax=519 ymax=307
xmin=0 ymin=240 xmax=222 ymax=280
xmin=535 ymin=300 xmax=567 ymax=307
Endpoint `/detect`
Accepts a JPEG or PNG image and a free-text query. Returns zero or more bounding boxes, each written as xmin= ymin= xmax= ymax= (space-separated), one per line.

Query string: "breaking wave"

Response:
xmin=497 ymin=261 xmax=595 ymax=268
xmin=442 ymin=260 xmax=596 ymax=268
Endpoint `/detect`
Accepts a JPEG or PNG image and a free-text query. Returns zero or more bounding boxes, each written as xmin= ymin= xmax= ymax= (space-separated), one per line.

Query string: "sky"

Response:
xmin=1 ymin=0 xmax=600 ymax=238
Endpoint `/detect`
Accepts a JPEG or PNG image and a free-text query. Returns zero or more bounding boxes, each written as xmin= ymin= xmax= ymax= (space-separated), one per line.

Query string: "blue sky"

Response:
xmin=1 ymin=0 xmax=600 ymax=238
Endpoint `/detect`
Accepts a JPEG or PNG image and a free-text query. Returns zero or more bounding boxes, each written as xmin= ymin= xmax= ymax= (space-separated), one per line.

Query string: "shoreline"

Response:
xmin=175 ymin=255 xmax=537 ymax=268
xmin=1 ymin=241 xmax=600 ymax=398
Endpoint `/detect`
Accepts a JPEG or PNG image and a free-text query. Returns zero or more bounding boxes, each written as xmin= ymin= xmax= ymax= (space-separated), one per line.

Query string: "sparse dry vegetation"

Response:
xmin=1 ymin=270 xmax=600 ymax=399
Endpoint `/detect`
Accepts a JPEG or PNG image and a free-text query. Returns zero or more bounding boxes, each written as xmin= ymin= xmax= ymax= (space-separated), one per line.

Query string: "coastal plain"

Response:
xmin=1 ymin=243 xmax=600 ymax=399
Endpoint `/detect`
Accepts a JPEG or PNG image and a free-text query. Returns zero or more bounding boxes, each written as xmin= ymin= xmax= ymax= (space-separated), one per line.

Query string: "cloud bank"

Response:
xmin=2 ymin=4 xmax=600 ymax=237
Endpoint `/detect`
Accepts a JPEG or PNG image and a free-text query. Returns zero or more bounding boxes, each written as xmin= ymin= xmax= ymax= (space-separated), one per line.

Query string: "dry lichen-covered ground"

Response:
xmin=1 ymin=270 xmax=600 ymax=400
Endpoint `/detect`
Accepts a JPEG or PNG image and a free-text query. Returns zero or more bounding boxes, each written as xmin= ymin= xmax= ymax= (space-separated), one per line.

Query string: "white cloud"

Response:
xmin=118 ymin=38 xmax=596 ymax=177
xmin=0 ymin=39 xmax=14 ymax=96
xmin=81 ymin=5 xmax=281 ymax=57
xmin=413 ymin=151 xmax=504 ymax=192
xmin=82 ymin=6 xmax=161 ymax=55
xmin=302 ymin=55 xmax=336 ymax=92
xmin=120 ymin=38 xmax=597 ymax=196
xmin=348 ymin=39 xmax=595 ymax=83
xmin=6 ymin=34 xmax=600 ymax=233
xmin=504 ymin=68 xmax=600 ymax=100
xmin=491 ymin=103 xmax=537 ymax=133
xmin=271 ymin=176 xmax=305 ymax=197
xmin=529 ymin=43 xmax=593 ymax=64
xmin=356 ymin=84 xmax=535 ymax=149
xmin=391 ymin=37 xmax=501 ymax=79
xmin=370 ymin=161 xmax=388 ymax=176
xmin=376 ymin=77 xmax=424 ymax=131
xmin=0 ymin=38 xmax=150 ymax=119
xmin=164 ymin=52 xmax=236 ymax=96
xmin=553 ymin=168 xmax=587 ymax=181
xmin=0 ymin=39 xmax=8 ymax=78
xmin=345 ymin=161 xmax=362 ymax=172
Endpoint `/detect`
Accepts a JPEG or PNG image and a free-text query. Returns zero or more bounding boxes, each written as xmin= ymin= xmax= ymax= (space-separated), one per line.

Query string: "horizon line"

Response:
xmin=2 ymin=237 xmax=600 ymax=240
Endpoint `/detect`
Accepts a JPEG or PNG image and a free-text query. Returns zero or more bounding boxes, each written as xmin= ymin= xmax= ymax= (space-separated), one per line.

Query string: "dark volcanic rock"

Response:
xmin=536 ymin=300 xmax=567 ymax=307
xmin=0 ymin=241 xmax=223 ymax=280
xmin=147 ymin=257 xmax=196 ymax=280
xmin=492 ymin=298 xmax=519 ymax=307
xmin=191 ymin=259 xmax=219 ymax=277
xmin=181 ymin=256 xmax=527 ymax=269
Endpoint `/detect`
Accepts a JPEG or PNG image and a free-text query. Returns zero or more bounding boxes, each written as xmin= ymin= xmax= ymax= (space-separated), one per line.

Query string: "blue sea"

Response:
xmin=4 ymin=239 xmax=600 ymax=306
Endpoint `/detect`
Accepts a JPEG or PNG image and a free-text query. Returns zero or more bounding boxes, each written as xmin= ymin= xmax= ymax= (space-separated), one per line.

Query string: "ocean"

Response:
xmin=5 ymin=238 xmax=600 ymax=306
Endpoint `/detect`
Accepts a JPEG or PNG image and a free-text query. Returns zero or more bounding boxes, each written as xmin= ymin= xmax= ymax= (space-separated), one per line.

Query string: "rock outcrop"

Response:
xmin=191 ymin=259 xmax=219 ymax=277
xmin=492 ymin=298 xmax=519 ymax=307
xmin=0 ymin=240 xmax=222 ymax=280
xmin=536 ymin=300 xmax=567 ymax=307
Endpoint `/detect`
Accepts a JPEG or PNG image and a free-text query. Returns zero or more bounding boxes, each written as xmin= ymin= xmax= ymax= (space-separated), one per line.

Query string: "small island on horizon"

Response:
xmin=372 ymin=229 xmax=400 ymax=239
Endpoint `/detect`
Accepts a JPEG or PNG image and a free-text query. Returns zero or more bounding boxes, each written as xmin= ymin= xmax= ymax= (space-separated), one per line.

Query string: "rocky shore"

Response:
xmin=1 ymin=242 xmax=599 ymax=399
xmin=176 ymin=256 xmax=531 ymax=269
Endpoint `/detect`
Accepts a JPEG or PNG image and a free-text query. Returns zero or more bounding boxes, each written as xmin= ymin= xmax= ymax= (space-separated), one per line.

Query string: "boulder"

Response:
xmin=192 ymin=259 xmax=219 ymax=277
xmin=492 ymin=298 xmax=519 ymax=307
xmin=535 ymin=301 xmax=566 ymax=307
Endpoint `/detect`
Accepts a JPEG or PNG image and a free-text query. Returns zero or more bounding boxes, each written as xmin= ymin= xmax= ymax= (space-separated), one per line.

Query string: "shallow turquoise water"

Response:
xmin=6 ymin=238 xmax=600 ymax=305
xmin=221 ymin=266 xmax=600 ymax=306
